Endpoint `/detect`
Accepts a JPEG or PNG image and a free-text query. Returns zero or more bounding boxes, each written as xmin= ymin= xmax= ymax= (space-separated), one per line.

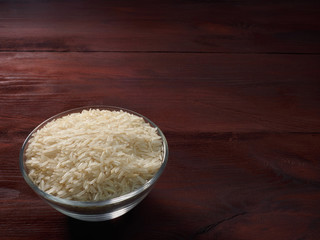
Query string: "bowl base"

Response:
xmin=50 ymin=197 xmax=145 ymax=221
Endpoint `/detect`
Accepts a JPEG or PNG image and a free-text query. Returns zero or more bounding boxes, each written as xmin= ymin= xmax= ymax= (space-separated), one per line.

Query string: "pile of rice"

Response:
xmin=25 ymin=109 xmax=163 ymax=201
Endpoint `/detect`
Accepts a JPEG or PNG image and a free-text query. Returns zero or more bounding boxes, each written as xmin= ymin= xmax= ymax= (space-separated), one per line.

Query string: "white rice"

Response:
xmin=25 ymin=109 xmax=163 ymax=201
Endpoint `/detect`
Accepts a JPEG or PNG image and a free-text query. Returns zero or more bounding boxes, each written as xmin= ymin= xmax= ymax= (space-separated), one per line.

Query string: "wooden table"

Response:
xmin=1 ymin=0 xmax=320 ymax=239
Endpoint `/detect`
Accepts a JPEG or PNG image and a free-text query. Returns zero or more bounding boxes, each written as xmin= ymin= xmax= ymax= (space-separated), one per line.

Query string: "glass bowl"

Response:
xmin=19 ymin=106 xmax=169 ymax=221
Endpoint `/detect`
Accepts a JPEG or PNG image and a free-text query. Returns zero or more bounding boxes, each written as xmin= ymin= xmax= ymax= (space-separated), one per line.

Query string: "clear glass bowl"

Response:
xmin=19 ymin=106 xmax=169 ymax=221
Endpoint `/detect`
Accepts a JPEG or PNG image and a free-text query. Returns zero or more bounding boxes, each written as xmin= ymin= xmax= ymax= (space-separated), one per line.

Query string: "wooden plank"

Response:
xmin=0 ymin=52 xmax=319 ymax=135
xmin=0 ymin=0 xmax=319 ymax=53
xmin=1 ymin=132 xmax=320 ymax=239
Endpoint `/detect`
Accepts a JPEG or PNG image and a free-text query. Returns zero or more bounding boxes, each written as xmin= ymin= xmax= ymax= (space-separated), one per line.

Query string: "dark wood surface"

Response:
xmin=1 ymin=0 xmax=320 ymax=239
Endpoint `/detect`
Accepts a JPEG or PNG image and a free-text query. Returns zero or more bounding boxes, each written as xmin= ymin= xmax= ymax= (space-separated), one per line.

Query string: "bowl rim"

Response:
xmin=19 ymin=106 xmax=169 ymax=207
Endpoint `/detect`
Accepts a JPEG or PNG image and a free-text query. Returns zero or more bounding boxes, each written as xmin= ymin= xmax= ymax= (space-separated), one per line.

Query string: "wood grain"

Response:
xmin=1 ymin=52 xmax=319 ymax=134
xmin=1 ymin=133 xmax=320 ymax=239
xmin=0 ymin=0 xmax=319 ymax=53
xmin=1 ymin=0 xmax=320 ymax=239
